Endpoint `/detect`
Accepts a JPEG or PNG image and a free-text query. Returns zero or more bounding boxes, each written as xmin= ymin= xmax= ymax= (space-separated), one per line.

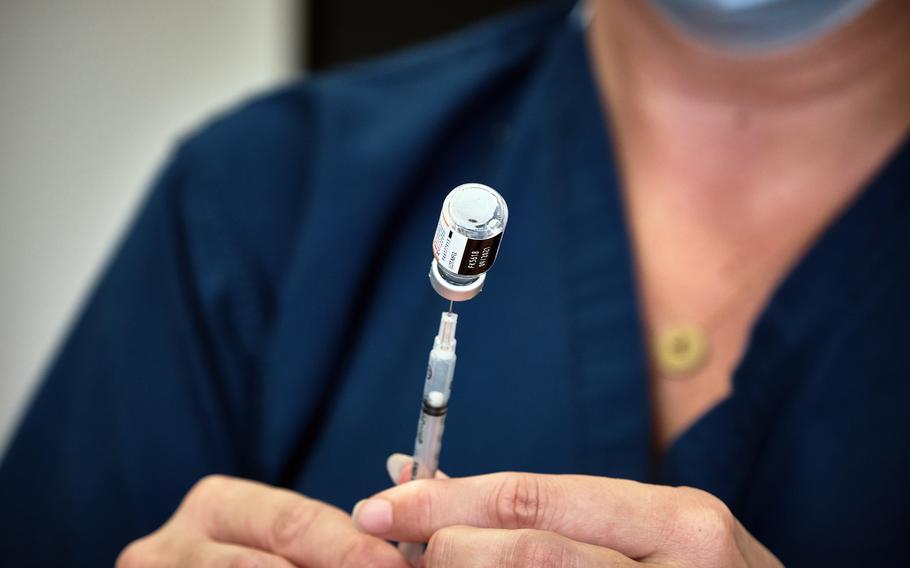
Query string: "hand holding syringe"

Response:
xmin=399 ymin=183 xmax=508 ymax=566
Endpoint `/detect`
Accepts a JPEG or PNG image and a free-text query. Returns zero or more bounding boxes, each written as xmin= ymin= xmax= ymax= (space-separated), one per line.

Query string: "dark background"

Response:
xmin=306 ymin=0 xmax=540 ymax=70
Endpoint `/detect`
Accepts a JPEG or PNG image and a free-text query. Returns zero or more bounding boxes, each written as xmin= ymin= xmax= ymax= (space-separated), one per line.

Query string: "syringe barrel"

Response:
xmin=410 ymin=312 xmax=458 ymax=481
xmin=400 ymin=313 xmax=459 ymax=565
xmin=411 ymin=409 xmax=446 ymax=480
xmin=410 ymin=354 xmax=454 ymax=481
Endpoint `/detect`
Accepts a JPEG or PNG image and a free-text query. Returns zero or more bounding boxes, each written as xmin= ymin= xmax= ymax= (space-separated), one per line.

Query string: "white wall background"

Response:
xmin=0 ymin=1 xmax=302 ymax=452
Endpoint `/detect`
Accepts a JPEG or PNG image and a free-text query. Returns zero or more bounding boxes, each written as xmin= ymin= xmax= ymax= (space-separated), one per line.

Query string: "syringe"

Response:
xmin=399 ymin=309 xmax=458 ymax=566
xmin=398 ymin=183 xmax=507 ymax=566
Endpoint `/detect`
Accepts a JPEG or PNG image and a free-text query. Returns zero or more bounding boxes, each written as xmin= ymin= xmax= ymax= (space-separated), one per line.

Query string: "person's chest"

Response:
xmin=245 ymin=21 xmax=910 ymax=562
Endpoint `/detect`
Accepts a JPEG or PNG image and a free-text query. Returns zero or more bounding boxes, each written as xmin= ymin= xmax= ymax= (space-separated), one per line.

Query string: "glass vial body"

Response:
xmin=431 ymin=183 xmax=508 ymax=286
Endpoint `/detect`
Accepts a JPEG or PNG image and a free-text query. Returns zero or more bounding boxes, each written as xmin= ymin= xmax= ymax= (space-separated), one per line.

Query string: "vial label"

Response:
xmin=460 ymin=233 xmax=502 ymax=275
xmin=432 ymin=211 xmax=502 ymax=276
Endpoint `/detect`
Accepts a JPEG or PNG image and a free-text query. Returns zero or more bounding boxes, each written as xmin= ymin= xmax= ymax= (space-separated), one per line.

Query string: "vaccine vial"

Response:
xmin=429 ymin=183 xmax=508 ymax=302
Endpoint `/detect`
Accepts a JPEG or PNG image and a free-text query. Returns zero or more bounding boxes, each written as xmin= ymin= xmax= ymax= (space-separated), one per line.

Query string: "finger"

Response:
xmin=184 ymin=475 xmax=409 ymax=568
xmin=421 ymin=525 xmax=639 ymax=568
xmin=117 ymin=534 xmax=297 ymax=568
xmin=179 ymin=541 xmax=298 ymax=568
xmin=387 ymin=453 xmax=450 ymax=485
xmin=354 ymin=472 xmax=689 ymax=559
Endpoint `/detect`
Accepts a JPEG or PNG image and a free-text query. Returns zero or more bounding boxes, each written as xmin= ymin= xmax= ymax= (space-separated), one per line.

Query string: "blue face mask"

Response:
xmin=647 ymin=0 xmax=876 ymax=53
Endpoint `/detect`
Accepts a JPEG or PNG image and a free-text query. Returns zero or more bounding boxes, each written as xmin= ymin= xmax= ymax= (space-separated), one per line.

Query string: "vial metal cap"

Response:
xmin=429 ymin=259 xmax=486 ymax=302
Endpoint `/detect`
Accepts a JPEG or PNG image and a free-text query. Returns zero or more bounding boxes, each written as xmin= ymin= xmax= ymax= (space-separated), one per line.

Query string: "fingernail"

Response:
xmin=386 ymin=453 xmax=411 ymax=484
xmin=352 ymin=498 xmax=393 ymax=533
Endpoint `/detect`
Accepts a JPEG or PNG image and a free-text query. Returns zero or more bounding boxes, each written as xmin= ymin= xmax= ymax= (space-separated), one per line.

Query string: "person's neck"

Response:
xmin=587 ymin=0 xmax=910 ymax=248
xmin=586 ymin=0 xmax=909 ymax=450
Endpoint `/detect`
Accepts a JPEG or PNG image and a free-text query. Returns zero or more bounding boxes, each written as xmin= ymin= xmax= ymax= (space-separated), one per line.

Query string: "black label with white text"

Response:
xmin=457 ymin=233 xmax=502 ymax=276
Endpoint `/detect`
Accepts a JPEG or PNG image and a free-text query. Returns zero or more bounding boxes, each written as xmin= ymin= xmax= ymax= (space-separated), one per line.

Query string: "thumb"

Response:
xmin=386 ymin=453 xmax=450 ymax=485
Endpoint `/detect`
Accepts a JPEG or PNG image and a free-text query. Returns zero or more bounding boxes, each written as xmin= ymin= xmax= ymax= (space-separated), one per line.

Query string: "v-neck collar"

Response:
xmin=490 ymin=14 xmax=653 ymax=480
xmin=550 ymin=37 xmax=654 ymax=479
xmin=507 ymin=12 xmax=910 ymax=493
xmin=660 ymin=132 xmax=910 ymax=503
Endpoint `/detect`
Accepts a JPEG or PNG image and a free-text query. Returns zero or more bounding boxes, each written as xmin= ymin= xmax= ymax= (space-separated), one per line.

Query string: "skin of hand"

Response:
xmin=115 ymin=475 xmax=412 ymax=568
xmin=356 ymin=456 xmax=783 ymax=568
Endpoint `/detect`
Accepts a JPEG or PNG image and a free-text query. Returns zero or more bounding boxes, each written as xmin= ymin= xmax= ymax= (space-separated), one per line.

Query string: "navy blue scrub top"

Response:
xmin=2 ymin=2 xmax=909 ymax=565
